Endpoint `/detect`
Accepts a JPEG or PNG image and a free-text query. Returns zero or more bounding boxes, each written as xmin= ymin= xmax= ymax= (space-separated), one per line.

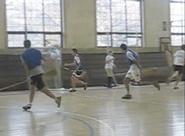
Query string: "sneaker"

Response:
xmin=55 ymin=96 xmax=62 ymax=108
xmin=173 ymin=86 xmax=179 ymax=89
xmin=112 ymin=84 xmax=118 ymax=87
xmin=22 ymin=104 xmax=32 ymax=111
xmin=153 ymin=81 xmax=160 ymax=90
xmin=121 ymin=94 xmax=132 ymax=99
xmin=69 ymin=89 xmax=77 ymax=92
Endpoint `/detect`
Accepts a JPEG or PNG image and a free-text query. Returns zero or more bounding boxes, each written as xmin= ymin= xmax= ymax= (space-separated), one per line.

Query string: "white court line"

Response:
xmin=0 ymin=106 xmax=115 ymax=136
xmin=63 ymin=111 xmax=116 ymax=136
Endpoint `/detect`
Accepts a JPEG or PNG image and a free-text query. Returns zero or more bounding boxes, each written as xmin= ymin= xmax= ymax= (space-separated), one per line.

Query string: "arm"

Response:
xmin=132 ymin=60 xmax=142 ymax=69
xmin=105 ymin=58 xmax=114 ymax=63
xmin=64 ymin=62 xmax=76 ymax=67
xmin=127 ymin=52 xmax=142 ymax=69
xmin=65 ymin=56 xmax=79 ymax=67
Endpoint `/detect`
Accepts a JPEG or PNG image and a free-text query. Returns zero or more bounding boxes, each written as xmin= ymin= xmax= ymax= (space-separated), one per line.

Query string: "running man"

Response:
xmin=21 ymin=40 xmax=61 ymax=111
xmin=120 ymin=43 xmax=160 ymax=99
xmin=167 ymin=44 xmax=185 ymax=89
xmin=64 ymin=48 xmax=87 ymax=92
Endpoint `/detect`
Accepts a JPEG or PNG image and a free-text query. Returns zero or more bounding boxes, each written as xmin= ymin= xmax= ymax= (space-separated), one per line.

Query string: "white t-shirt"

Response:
xmin=49 ymin=48 xmax=61 ymax=60
xmin=173 ymin=50 xmax=185 ymax=66
xmin=74 ymin=54 xmax=81 ymax=65
xmin=105 ymin=55 xmax=114 ymax=69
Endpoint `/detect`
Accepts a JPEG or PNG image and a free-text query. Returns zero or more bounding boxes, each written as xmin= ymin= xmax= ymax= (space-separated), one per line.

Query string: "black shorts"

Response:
xmin=30 ymin=74 xmax=45 ymax=90
xmin=75 ymin=70 xmax=83 ymax=75
xmin=173 ymin=65 xmax=184 ymax=74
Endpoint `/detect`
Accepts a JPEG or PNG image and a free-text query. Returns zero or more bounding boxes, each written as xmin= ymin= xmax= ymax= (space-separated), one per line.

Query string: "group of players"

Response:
xmin=20 ymin=39 xmax=185 ymax=110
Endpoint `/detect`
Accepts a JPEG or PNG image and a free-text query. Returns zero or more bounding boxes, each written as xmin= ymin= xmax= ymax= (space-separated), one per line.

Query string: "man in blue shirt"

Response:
xmin=21 ymin=40 xmax=61 ymax=111
xmin=120 ymin=43 xmax=160 ymax=99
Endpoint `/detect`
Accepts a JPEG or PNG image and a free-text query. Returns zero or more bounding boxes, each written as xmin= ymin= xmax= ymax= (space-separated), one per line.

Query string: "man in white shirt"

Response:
xmin=64 ymin=48 xmax=87 ymax=92
xmin=105 ymin=50 xmax=117 ymax=88
xmin=167 ymin=44 xmax=185 ymax=89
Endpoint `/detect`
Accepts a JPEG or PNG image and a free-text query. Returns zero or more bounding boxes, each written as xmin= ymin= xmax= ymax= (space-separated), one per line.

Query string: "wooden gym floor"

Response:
xmin=0 ymin=82 xmax=184 ymax=136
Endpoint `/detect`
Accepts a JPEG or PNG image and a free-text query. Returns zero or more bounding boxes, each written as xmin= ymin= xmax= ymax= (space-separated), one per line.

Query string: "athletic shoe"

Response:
xmin=55 ymin=96 xmax=62 ymax=108
xmin=69 ymin=89 xmax=77 ymax=92
xmin=153 ymin=81 xmax=160 ymax=90
xmin=112 ymin=84 xmax=118 ymax=87
xmin=22 ymin=104 xmax=32 ymax=111
xmin=173 ymin=86 xmax=179 ymax=89
xmin=121 ymin=94 xmax=132 ymax=99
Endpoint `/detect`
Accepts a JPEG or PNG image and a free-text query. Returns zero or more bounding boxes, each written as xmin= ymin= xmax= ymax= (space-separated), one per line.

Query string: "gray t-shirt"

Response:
xmin=29 ymin=65 xmax=44 ymax=77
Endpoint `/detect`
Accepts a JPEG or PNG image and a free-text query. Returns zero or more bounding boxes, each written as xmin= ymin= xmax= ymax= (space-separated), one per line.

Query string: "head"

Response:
xmin=120 ymin=43 xmax=127 ymax=51
xmin=181 ymin=44 xmax=185 ymax=50
xmin=24 ymin=40 xmax=31 ymax=48
xmin=72 ymin=48 xmax=78 ymax=56
xmin=107 ymin=50 xmax=113 ymax=55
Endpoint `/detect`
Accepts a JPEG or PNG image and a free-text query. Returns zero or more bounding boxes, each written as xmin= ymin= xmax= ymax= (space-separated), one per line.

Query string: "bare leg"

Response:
xmin=72 ymin=75 xmax=87 ymax=86
xmin=41 ymin=87 xmax=61 ymax=108
xmin=22 ymin=85 xmax=36 ymax=110
xmin=121 ymin=78 xmax=132 ymax=99
xmin=71 ymin=75 xmax=76 ymax=91
xmin=70 ymin=72 xmax=87 ymax=92
xmin=29 ymin=85 xmax=36 ymax=104
xmin=124 ymin=78 xmax=130 ymax=94
xmin=41 ymin=87 xmax=57 ymax=99
xmin=173 ymin=73 xmax=182 ymax=89
xmin=112 ymin=75 xmax=118 ymax=85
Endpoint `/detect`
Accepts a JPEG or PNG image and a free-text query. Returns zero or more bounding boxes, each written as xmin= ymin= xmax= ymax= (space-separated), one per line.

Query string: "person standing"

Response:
xmin=167 ymin=44 xmax=185 ymax=89
xmin=21 ymin=40 xmax=61 ymax=111
xmin=104 ymin=50 xmax=118 ymax=88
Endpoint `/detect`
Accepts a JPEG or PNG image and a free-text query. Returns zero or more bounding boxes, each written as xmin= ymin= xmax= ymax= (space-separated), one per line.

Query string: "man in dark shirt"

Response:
xmin=21 ymin=40 xmax=61 ymax=111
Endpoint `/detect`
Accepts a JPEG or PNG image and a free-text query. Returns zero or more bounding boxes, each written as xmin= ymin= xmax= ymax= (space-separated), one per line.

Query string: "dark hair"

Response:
xmin=72 ymin=48 xmax=78 ymax=54
xmin=24 ymin=40 xmax=31 ymax=48
xmin=181 ymin=44 xmax=185 ymax=50
xmin=120 ymin=43 xmax=127 ymax=50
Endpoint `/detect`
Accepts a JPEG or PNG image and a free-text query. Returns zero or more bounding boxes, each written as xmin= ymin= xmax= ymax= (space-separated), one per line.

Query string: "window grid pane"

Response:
xmin=6 ymin=0 xmax=62 ymax=47
xmin=6 ymin=0 xmax=25 ymax=31
xmin=170 ymin=0 xmax=185 ymax=46
xmin=96 ymin=0 xmax=142 ymax=47
xmin=8 ymin=34 xmax=25 ymax=47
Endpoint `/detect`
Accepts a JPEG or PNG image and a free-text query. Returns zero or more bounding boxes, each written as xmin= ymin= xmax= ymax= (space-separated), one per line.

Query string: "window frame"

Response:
xmin=5 ymin=0 xmax=63 ymax=48
xmin=170 ymin=0 xmax=185 ymax=46
xmin=96 ymin=0 xmax=143 ymax=47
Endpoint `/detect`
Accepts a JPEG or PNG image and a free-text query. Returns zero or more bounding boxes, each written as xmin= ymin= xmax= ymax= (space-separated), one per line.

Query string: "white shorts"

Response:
xmin=125 ymin=64 xmax=141 ymax=82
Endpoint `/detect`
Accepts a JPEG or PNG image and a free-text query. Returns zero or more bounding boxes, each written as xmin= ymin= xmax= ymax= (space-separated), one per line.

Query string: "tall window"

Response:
xmin=96 ymin=0 xmax=142 ymax=47
xmin=6 ymin=0 xmax=62 ymax=47
xmin=170 ymin=0 xmax=185 ymax=46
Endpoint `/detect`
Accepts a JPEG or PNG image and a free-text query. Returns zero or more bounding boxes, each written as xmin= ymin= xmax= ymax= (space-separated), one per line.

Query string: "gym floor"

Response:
xmin=0 ymin=82 xmax=184 ymax=136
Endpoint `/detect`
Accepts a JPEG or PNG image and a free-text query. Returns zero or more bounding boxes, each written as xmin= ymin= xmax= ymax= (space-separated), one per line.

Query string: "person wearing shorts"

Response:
xmin=120 ymin=43 xmax=160 ymax=99
xmin=167 ymin=44 xmax=185 ymax=89
xmin=21 ymin=40 xmax=61 ymax=111
xmin=64 ymin=48 xmax=87 ymax=92
xmin=104 ymin=50 xmax=117 ymax=88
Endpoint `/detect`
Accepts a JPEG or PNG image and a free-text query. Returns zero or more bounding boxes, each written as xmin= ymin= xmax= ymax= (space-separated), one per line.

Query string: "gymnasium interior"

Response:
xmin=0 ymin=0 xmax=184 ymax=136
